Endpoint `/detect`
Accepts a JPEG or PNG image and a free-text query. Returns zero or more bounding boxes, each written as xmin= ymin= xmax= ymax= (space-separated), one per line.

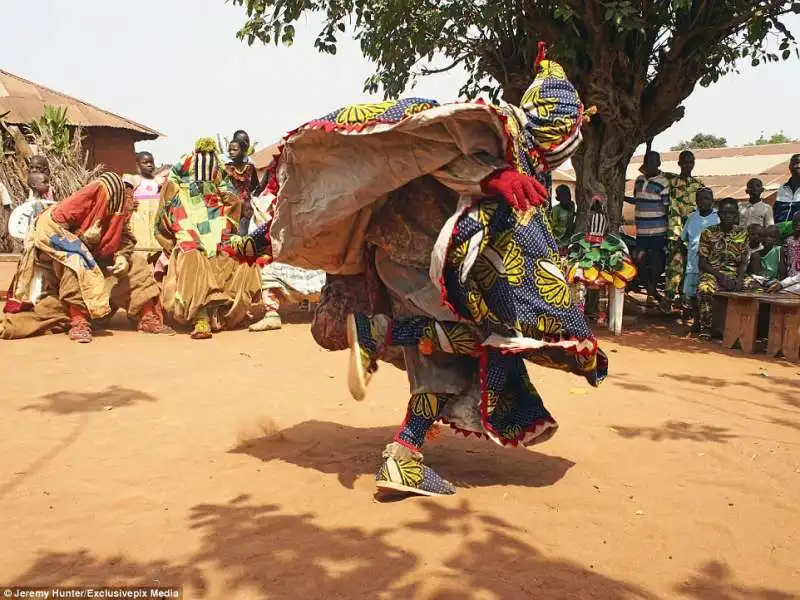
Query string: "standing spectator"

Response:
xmin=740 ymin=178 xmax=774 ymax=228
xmin=774 ymin=154 xmax=800 ymax=223
xmin=549 ymin=184 xmax=576 ymax=248
xmin=680 ymin=187 xmax=718 ymax=330
xmin=665 ymin=150 xmax=705 ymax=307
xmin=626 ymin=151 xmax=670 ymax=301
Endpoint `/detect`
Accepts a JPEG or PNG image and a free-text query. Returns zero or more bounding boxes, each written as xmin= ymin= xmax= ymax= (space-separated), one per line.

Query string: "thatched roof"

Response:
xmin=0 ymin=70 xmax=162 ymax=141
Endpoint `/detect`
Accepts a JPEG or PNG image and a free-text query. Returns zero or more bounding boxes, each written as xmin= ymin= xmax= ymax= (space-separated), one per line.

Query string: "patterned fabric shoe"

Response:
xmin=346 ymin=313 xmax=383 ymax=401
xmin=68 ymin=321 xmax=93 ymax=343
xmin=191 ymin=317 xmax=213 ymax=340
xmin=375 ymin=442 xmax=456 ymax=497
xmin=249 ymin=312 xmax=282 ymax=332
xmin=137 ymin=314 xmax=176 ymax=335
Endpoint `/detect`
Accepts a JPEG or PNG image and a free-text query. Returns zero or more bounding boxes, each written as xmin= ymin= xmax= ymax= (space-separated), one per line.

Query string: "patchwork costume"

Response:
xmin=227 ymin=51 xmax=607 ymax=496
xmin=156 ymin=141 xmax=262 ymax=339
xmin=2 ymin=173 xmax=170 ymax=342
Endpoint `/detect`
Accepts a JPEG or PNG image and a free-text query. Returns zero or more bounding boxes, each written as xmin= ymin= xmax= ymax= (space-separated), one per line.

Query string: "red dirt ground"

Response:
xmin=0 ymin=312 xmax=798 ymax=599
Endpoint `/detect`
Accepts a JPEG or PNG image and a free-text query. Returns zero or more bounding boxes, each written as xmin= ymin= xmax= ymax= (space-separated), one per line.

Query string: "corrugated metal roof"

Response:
xmin=251 ymin=142 xmax=280 ymax=171
xmin=0 ymin=70 xmax=162 ymax=140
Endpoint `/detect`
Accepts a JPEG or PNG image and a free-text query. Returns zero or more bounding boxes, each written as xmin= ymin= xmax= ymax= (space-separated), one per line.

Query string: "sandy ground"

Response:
xmin=0 ymin=310 xmax=798 ymax=600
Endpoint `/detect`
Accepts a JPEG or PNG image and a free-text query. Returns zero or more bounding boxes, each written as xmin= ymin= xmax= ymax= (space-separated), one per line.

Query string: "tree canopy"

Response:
xmin=229 ymin=0 xmax=800 ymax=225
xmin=749 ymin=131 xmax=800 ymax=145
xmin=670 ymin=133 xmax=729 ymax=151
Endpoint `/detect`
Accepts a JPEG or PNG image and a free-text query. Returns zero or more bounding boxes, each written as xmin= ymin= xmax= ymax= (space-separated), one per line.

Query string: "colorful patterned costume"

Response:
xmin=696 ymin=224 xmax=757 ymax=335
xmin=2 ymin=173 xmax=168 ymax=341
xmin=664 ymin=174 xmax=705 ymax=303
xmin=565 ymin=199 xmax=636 ymax=326
xmin=156 ymin=141 xmax=262 ymax=338
xmin=226 ymin=51 xmax=605 ymax=496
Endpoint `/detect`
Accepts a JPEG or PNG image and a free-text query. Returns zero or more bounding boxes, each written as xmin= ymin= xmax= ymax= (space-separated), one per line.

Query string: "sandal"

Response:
xmin=68 ymin=321 xmax=93 ymax=343
xmin=191 ymin=318 xmax=213 ymax=340
xmin=138 ymin=313 xmax=176 ymax=335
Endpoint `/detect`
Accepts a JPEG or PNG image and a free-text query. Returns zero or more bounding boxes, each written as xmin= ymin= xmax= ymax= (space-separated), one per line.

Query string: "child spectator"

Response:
xmin=680 ymin=187 xmax=719 ymax=330
xmin=740 ymin=178 xmax=774 ymax=228
xmin=8 ymin=172 xmax=55 ymax=249
xmin=123 ymin=151 xmax=165 ymax=261
xmin=752 ymin=225 xmax=782 ymax=280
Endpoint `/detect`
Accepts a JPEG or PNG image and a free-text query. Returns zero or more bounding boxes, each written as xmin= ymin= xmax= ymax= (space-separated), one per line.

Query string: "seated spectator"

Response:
xmin=769 ymin=212 xmax=800 ymax=294
xmin=746 ymin=223 xmax=764 ymax=272
xmin=753 ymin=225 xmax=783 ymax=281
xmin=696 ymin=198 xmax=758 ymax=340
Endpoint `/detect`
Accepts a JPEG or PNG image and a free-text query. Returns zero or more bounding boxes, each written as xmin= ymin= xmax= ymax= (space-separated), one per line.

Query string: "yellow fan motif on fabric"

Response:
xmin=477 ymin=200 xmax=499 ymax=227
xmin=466 ymin=289 xmax=499 ymax=324
xmin=411 ymin=393 xmax=440 ymax=420
xmin=534 ymin=259 xmax=573 ymax=308
xmin=536 ymin=314 xmax=565 ymax=336
xmin=521 ymin=83 xmax=557 ymax=119
xmin=472 ymin=230 xmax=526 ymax=289
xmin=487 ymin=390 xmax=514 ymax=418
xmin=335 ymin=101 xmax=397 ymax=125
xmin=538 ymin=60 xmax=567 ymax=81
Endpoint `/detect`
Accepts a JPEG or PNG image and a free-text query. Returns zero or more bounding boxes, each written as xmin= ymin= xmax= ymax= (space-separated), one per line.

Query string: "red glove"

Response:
xmin=480 ymin=168 xmax=548 ymax=212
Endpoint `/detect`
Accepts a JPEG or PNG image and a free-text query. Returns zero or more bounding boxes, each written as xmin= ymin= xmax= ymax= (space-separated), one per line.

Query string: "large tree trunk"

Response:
xmin=570 ymin=117 xmax=638 ymax=232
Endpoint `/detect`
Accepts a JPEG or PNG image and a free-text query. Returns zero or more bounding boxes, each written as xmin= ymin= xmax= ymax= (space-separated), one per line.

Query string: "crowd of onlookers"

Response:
xmin=548 ymin=151 xmax=800 ymax=339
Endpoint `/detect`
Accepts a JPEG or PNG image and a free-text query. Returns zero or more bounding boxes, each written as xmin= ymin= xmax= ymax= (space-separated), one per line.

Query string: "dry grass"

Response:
xmin=0 ymin=120 xmax=102 ymax=252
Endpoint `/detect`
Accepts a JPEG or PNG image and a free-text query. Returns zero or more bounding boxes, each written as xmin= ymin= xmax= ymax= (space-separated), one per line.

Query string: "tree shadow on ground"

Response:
xmin=658 ymin=373 xmax=800 ymax=414
xmin=10 ymin=496 xmax=660 ymax=599
xmin=8 ymin=549 xmax=207 ymax=594
xmin=600 ymin=320 xmax=785 ymax=362
xmin=20 ymin=385 xmax=157 ymax=415
xmin=675 ymin=560 xmax=797 ymax=600
xmin=230 ymin=420 xmax=575 ymax=491
xmin=610 ymin=421 xmax=737 ymax=443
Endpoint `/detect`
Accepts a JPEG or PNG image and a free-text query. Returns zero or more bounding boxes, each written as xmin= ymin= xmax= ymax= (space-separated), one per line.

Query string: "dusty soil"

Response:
xmin=0 ymin=310 xmax=798 ymax=599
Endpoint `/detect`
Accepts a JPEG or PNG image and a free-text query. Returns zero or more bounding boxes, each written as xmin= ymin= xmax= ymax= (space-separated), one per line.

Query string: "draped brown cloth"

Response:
xmin=160 ymin=250 xmax=261 ymax=327
xmin=1 ymin=252 xmax=159 ymax=340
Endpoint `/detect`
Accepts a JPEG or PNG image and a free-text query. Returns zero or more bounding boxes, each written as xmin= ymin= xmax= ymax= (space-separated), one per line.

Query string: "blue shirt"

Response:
xmin=627 ymin=173 xmax=670 ymax=238
xmin=681 ymin=209 xmax=720 ymax=274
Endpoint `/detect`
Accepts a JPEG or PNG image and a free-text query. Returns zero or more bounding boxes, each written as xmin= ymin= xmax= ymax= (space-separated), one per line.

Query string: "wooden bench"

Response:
xmin=717 ymin=291 xmax=800 ymax=362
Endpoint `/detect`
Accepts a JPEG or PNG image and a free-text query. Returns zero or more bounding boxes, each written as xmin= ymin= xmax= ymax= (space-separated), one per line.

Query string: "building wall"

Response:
xmin=83 ymin=129 xmax=140 ymax=175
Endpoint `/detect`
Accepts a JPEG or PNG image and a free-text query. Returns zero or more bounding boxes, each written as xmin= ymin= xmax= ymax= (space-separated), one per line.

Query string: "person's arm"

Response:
xmin=778 ymin=244 xmax=788 ymax=279
xmin=698 ymin=230 xmax=726 ymax=283
xmin=765 ymin=208 xmax=775 ymax=227
xmin=769 ymin=272 xmax=800 ymax=292
xmin=153 ymin=181 xmax=178 ymax=255
xmin=248 ymin=165 xmax=260 ymax=195
xmin=566 ymin=209 xmax=577 ymax=239
xmin=624 ymin=178 xmax=642 ymax=205
xmin=749 ymin=251 xmax=762 ymax=276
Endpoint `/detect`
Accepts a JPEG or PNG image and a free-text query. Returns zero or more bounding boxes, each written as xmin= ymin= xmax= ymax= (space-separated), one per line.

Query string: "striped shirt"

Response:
xmin=628 ymin=173 xmax=670 ymax=238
